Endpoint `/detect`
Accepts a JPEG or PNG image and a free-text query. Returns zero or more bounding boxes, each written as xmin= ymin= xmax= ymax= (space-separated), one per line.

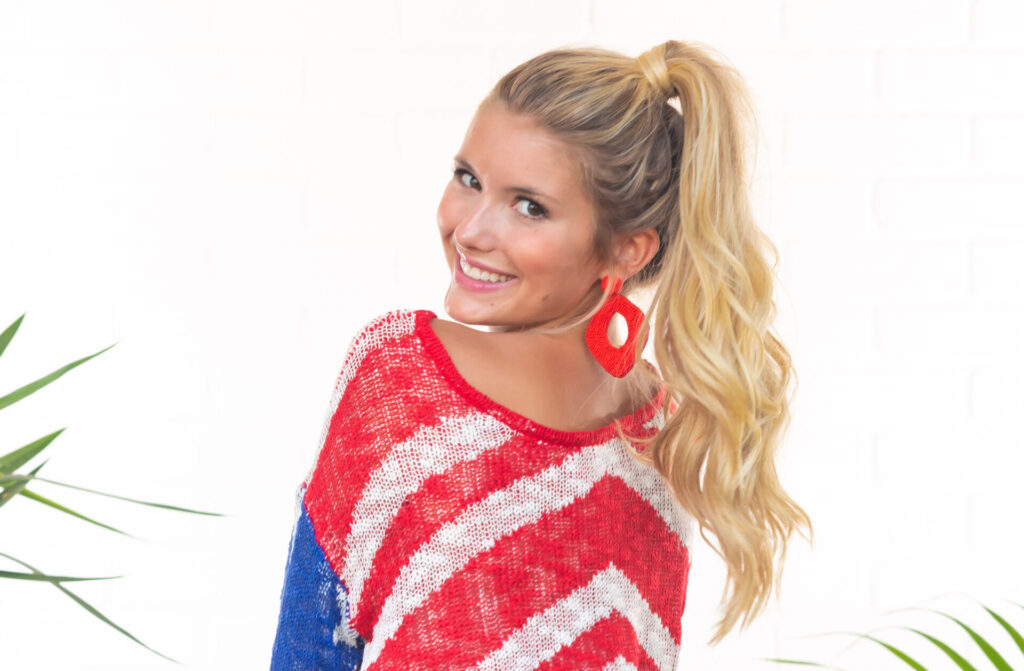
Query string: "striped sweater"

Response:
xmin=270 ymin=308 xmax=694 ymax=670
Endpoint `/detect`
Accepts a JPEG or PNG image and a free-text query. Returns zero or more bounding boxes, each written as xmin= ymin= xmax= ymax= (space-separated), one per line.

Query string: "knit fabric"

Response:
xmin=271 ymin=308 xmax=694 ymax=671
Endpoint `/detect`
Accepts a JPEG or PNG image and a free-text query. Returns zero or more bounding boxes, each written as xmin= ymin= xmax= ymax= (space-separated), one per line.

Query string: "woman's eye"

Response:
xmin=453 ymin=168 xmax=478 ymax=189
xmin=514 ymin=198 xmax=547 ymax=220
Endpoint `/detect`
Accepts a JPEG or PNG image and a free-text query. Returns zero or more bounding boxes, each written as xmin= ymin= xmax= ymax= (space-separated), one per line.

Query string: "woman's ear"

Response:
xmin=612 ymin=228 xmax=660 ymax=280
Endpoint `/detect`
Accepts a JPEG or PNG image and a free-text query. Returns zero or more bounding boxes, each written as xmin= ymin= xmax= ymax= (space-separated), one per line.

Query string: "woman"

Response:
xmin=271 ymin=39 xmax=813 ymax=670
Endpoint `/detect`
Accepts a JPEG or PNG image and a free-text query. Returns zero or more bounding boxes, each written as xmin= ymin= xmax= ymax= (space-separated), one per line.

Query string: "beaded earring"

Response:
xmin=584 ymin=275 xmax=649 ymax=378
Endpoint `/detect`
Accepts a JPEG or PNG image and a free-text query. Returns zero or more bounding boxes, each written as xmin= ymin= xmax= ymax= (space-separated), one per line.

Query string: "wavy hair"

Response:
xmin=481 ymin=40 xmax=814 ymax=645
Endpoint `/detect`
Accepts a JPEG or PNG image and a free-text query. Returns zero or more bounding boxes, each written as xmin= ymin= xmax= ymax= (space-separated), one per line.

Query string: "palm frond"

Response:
xmin=0 ymin=551 xmax=178 ymax=663
xmin=0 ymin=429 xmax=64 ymax=474
xmin=0 ymin=313 xmax=25 ymax=359
xmin=0 ymin=472 xmax=225 ymax=516
xmin=0 ymin=343 xmax=116 ymax=411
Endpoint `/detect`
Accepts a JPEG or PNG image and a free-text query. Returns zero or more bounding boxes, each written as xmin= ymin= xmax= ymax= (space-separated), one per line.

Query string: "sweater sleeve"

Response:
xmin=270 ymin=314 xmax=392 ymax=670
xmin=269 ymin=484 xmax=365 ymax=670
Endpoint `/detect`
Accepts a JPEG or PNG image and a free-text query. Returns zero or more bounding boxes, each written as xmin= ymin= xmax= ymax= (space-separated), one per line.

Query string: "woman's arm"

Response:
xmin=270 ymin=484 xmax=365 ymax=670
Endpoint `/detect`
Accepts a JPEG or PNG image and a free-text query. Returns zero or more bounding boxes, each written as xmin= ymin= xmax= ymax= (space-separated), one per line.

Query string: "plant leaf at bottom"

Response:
xmin=0 ymin=551 xmax=178 ymax=663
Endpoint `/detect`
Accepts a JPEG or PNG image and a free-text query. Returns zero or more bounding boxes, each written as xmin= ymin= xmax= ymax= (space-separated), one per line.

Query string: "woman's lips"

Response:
xmin=457 ymin=249 xmax=515 ymax=277
xmin=453 ymin=255 xmax=519 ymax=291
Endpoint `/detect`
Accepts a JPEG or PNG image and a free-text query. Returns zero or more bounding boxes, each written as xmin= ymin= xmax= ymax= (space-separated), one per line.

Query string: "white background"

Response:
xmin=1 ymin=1 xmax=1022 ymax=669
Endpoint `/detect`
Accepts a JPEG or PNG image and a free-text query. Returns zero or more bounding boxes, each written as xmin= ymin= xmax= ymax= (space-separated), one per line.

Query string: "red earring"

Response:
xmin=585 ymin=275 xmax=649 ymax=378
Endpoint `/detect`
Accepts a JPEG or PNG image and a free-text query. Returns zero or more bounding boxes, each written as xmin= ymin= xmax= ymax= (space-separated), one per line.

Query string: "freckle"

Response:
xmin=541 ymin=294 xmax=549 ymax=302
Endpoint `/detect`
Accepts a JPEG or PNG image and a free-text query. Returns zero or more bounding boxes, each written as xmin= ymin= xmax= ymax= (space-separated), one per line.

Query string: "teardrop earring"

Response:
xmin=584 ymin=275 xmax=649 ymax=377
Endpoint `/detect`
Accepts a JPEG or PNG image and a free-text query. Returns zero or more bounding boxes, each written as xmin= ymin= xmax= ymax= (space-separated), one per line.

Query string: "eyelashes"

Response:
xmin=451 ymin=167 xmax=548 ymax=220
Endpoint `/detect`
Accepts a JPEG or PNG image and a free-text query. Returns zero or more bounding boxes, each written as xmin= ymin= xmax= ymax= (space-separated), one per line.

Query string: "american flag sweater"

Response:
xmin=270 ymin=308 xmax=694 ymax=671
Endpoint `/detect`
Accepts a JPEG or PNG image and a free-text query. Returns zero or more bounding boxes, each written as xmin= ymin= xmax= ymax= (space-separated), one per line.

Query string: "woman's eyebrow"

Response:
xmin=453 ymin=155 xmax=561 ymax=205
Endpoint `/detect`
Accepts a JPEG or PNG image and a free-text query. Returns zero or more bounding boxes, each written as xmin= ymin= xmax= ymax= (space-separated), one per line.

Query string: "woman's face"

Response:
xmin=437 ymin=102 xmax=606 ymax=329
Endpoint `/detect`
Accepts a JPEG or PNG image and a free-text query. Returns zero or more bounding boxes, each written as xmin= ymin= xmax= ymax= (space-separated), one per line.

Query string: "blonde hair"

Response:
xmin=482 ymin=40 xmax=813 ymax=645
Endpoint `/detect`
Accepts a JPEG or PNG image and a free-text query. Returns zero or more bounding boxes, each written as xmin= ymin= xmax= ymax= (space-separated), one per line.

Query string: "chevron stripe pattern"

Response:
xmin=271 ymin=308 xmax=693 ymax=671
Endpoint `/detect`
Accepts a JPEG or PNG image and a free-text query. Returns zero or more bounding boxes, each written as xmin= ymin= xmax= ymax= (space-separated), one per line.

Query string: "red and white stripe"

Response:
xmin=357 ymin=435 xmax=690 ymax=669
xmin=474 ymin=565 xmax=677 ymax=671
xmin=301 ymin=308 xmax=693 ymax=669
xmin=341 ymin=411 xmax=516 ymax=621
xmin=603 ymin=657 xmax=640 ymax=671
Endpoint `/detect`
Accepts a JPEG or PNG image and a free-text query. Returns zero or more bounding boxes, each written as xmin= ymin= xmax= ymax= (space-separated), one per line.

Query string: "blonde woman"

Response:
xmin=270 ymin=39 xmax=812 ymax=670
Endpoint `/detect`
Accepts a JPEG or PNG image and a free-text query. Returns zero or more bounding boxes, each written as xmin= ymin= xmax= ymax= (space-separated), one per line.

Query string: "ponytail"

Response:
xmin=644 ymin=41 xmax=813 ymax=644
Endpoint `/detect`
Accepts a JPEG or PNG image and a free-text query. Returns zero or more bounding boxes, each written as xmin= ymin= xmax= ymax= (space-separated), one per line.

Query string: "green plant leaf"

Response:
xmin=856 ymin=633 xmax=926 ymax=670
xmin=17 ymin=487 xmax=134 ymax=537
xmin=0 ymin=472 xmax=225 ymax=516
xmin=0 ymin=313 xmax=25 ymax=359
xmin=898 ymin=626 xmax=976 ymax=670
xmin=0 ymin=342 xmax=117 ymax=412
xmin=0 ymin=551 xmax=179 ymax=663
xmin=0 ymin=428 xmax=65 ymax=474
xmin=888 ymin=607 xmax=1013 ymax=670
xmin=978 ymin=601 xmax=1024 ymax=661
xmin=0 ymin=458 xmax=48 ymax=509
xmin=0 ymin=569 xmax=123 ymax=583
xmin=814 ymin=631 xmax=927 ymax=670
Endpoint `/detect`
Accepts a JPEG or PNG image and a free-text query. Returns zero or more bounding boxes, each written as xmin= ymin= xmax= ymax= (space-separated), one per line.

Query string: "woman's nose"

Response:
xmin=453 ymin=200 xmax=499 ymax=250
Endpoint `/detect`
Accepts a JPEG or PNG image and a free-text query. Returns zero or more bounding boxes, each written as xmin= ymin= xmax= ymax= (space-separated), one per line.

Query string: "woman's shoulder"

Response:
xmin=329 ymin=308 xmax=430 ymax=381
xmin=351 ymin=307 xmax=421 ymax=339
xmin=424 ymin=313 xmax=531 ymax=375
xmin=343 ymin=307 xmax=435 ymax=354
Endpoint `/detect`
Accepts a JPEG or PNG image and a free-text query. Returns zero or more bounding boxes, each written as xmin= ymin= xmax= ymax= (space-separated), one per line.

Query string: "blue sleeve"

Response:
xmin=270 ymin=485 xmax=365 ymax=670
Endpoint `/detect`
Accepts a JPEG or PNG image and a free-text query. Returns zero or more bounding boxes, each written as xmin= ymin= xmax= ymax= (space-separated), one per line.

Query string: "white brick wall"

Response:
xmin=0 ymin=1 xmax=1021 ymax=669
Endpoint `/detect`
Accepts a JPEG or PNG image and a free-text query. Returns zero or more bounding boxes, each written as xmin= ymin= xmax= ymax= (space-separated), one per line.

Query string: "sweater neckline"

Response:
xmin=414 ymin=308 xmax=667 ymax=447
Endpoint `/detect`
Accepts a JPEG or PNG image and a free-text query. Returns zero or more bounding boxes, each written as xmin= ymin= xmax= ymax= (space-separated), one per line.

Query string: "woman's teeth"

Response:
xmin=460 ymin=257 xmax=515 ymax=283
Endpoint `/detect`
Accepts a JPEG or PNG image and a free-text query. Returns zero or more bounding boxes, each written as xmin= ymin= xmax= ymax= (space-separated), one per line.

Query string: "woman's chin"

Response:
xmin=444 ymin=295 xmax=497 ymax=325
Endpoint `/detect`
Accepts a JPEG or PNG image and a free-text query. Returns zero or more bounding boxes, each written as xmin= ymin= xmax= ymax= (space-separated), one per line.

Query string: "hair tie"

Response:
xmin=637 ymin=47 xmax=674 ymax=98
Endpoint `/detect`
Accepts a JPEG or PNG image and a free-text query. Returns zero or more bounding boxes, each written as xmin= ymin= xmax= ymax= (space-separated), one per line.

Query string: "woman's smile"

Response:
xmin=456 ymin=246 xmax=520 ymax=288
xmin=453 ymin=250 xmax=520 ymax=291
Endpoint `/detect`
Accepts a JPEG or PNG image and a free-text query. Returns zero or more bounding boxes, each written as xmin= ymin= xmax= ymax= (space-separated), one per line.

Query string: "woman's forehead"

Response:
xmin=460 ymin=104 xmax=583 ymax=199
